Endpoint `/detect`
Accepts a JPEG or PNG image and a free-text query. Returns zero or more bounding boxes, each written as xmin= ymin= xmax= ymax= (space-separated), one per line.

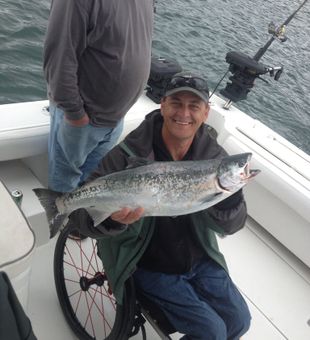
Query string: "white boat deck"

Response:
xmin=27 ymin=217 xmax=310 ymax=340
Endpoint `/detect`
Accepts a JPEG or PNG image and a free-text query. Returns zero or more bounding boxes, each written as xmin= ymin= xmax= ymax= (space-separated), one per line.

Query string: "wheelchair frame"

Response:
xmin=53 ymin=226 xmax=174 ymax=339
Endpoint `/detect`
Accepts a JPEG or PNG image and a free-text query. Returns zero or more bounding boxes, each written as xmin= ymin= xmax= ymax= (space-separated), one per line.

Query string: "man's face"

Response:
xmin=160 ymin=91 xmax=210 ymax=142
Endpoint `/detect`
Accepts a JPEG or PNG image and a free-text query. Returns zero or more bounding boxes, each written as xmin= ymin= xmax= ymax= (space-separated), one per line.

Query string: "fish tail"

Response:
xmin=32 ymin=188 xmax=68 ymax=238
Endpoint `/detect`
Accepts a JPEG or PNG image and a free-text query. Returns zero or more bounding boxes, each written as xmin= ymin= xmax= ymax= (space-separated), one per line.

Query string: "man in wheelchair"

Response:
xmin=75 ymin=72 xmax=251 ymax=339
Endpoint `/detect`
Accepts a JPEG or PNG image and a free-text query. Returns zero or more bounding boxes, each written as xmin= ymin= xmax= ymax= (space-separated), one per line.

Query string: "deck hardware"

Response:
xmin=11 ymin=189 xmax=23 ymax=206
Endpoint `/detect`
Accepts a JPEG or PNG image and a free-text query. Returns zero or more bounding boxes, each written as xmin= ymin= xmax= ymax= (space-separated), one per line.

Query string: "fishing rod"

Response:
xmin=219 ymin=0 xmax=309 ymax=109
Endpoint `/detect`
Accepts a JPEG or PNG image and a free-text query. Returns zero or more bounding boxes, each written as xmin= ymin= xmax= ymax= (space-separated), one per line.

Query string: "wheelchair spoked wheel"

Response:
xmin=54 ymin=226 xmax=136 ymax=340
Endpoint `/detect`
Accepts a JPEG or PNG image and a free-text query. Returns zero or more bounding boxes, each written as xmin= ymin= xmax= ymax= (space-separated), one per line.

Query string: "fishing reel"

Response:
xmin=219 ymin=51 xmax=284 ymax=102
xmin=268 ymin=22 xmax=288 ymax=42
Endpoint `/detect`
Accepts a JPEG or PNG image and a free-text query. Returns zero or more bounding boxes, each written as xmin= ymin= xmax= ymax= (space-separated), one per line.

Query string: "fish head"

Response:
xmin=217 ymin=153 xmax=260 ymax=192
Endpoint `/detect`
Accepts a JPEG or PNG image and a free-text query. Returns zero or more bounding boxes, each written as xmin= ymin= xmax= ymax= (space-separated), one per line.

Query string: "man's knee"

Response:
xmin=227 ymin=303 xmax=251 ymax=339
xmin=184 ymin=309 xmax=250 ymax=340
xmin=179 ymin=313 xmax=227 ymax=340
xmin=206 ymin=317 xmax=227 ymax=340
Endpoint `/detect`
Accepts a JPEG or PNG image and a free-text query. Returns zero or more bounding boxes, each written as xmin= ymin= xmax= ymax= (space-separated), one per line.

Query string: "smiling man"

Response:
xmin=160 ymin=74 xmax=211 ymax=161
xmin=74 ymin=72 xmax=251 ymax=339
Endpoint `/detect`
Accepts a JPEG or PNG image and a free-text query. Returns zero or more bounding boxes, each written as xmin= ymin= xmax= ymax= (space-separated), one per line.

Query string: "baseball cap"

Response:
xmin=164 ymin=72 xmax=210 ymax=103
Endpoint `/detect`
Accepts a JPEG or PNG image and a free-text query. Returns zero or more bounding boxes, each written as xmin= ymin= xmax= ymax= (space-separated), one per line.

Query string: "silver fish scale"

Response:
xmin=106 ymin=161 xmax=217 ymax=195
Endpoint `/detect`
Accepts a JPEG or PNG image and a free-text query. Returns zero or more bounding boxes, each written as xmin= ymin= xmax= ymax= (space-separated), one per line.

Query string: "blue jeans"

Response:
xmin=48 ymin=103 xmax=124 ymax=192
xmin=133 ymin=259 xmax=251 ymax=340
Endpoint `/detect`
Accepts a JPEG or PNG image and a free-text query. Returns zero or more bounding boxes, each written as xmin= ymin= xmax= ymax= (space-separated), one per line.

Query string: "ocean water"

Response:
xmin=0 ymin=0 xmax=309 ymax=154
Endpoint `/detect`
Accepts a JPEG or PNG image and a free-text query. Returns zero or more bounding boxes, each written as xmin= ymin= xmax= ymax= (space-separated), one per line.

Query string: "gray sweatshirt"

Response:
xmin=43 ymin=0 xmax=154 ymax=127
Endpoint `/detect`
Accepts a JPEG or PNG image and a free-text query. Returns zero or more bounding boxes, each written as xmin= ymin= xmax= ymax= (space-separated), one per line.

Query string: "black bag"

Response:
xmin=0 ymin=272 xmax=37 ymax=340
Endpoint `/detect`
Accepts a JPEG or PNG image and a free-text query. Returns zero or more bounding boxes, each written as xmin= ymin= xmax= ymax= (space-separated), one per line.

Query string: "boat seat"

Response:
xmin=0 ymin=180 xmax=36 ymax=309
xmin=0 ymin=100 xmax=49 ymax=161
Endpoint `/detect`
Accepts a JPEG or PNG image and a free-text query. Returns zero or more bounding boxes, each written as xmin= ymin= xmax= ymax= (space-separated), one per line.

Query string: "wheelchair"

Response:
xmin=53 ymin=225 xmax=177 ymax=340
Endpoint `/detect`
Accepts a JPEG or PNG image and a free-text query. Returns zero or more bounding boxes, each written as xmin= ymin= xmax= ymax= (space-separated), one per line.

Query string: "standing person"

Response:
xmin=74 ymin=72 xmax=251 ymax=339
xmin=43 ymin=0 xmax=154 ymax=193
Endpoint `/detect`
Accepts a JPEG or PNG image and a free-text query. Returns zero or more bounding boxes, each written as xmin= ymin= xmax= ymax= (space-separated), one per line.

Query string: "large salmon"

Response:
xmin=33 ymin=153 xmax=259 ymax=238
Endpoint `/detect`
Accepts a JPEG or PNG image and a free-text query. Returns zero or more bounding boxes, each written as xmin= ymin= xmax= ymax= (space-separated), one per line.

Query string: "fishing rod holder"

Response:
xmin=220 ymin=51 xmax=283 ymax=102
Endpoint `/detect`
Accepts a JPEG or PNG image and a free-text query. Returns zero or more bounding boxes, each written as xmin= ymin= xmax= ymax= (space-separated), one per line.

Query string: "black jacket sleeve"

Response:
xmin=67 ymin=209 xmax=128 ymax=239
xmin=207 ymin=189 xmax=247 ymax=235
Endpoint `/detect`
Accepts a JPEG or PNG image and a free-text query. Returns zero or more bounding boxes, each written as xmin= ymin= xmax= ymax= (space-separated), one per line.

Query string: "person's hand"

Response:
xmin=66 ymin=114 xmax=90 ymax=127
xmin=110 ymin=207 xmax=144 ymax=224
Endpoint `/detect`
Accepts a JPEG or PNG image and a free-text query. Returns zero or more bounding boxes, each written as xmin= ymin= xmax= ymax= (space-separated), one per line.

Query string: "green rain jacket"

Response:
xmin=86 ymin=110 xmax=247 ymax=304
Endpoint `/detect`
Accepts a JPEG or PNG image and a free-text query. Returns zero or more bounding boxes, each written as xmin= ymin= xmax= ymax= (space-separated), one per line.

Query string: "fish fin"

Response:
xmin=32 ymin=188 xmax=68 ymax=238
xmin=126 ymin=157 xmax=154 ymax=169
xmin=85 ymin=208 xmax=110 ymax=227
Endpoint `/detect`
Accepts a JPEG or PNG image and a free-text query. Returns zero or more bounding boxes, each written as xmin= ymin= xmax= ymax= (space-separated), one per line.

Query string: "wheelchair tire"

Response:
xmin=54 ymin=226 xmax=136 ymax=340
